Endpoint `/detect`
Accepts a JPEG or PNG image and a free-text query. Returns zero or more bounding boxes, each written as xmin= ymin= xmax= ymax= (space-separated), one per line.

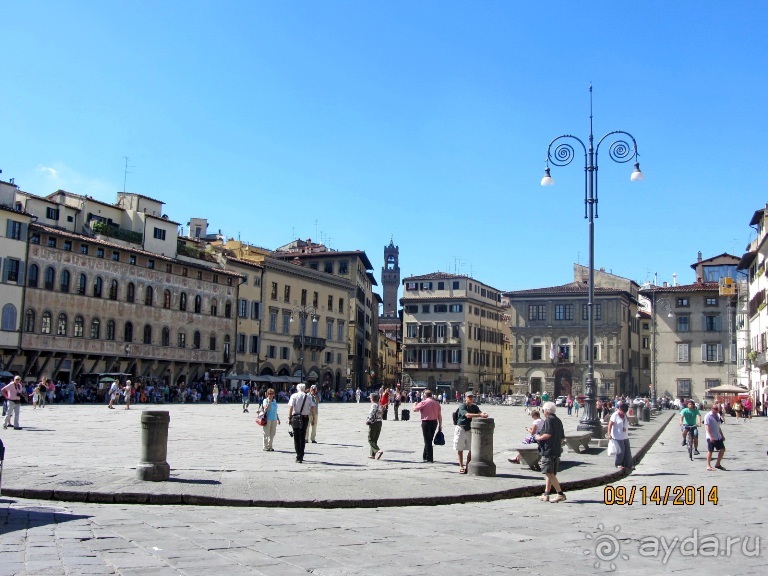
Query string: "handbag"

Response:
xmin=433 ymin=430 xmax=445 ymax=446
xmin=290 ymin=395 xmax=308 ymax=430
xmin=255 ymin=411 xmax=267 ymax=426
xmin=607 ymin=439 xmax=620 ymax=456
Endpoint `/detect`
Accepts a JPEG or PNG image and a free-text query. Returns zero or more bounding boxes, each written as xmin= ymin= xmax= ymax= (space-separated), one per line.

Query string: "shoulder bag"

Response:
xmin=290 ymin=395 xmax=308 ymax=430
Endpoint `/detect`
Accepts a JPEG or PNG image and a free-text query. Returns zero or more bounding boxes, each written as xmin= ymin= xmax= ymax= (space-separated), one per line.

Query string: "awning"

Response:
xmin=706 ymin=384 xmax=749 ymax=394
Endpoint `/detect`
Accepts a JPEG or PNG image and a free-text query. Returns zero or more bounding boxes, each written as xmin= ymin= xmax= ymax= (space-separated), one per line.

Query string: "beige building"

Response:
xmin=504 ymin=265 xmax=641 ymax=398
xmin=400 ymin=272 xmax=505 ymax=397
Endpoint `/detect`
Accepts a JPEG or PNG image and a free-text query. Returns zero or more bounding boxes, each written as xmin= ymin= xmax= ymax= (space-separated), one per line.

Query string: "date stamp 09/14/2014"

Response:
xmin=604 ymin=485 xmax=719 ymax=506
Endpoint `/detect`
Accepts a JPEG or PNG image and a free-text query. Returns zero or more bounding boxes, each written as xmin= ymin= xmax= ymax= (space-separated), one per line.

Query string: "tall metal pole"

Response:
xmin=541 ymin=86 xmax=643 ymax=439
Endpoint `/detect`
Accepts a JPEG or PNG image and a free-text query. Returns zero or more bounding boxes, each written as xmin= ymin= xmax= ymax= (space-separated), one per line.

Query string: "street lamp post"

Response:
xmin=651 ymin=296 xmax=673 ymax=406
xmin=541 ymin=86 xmax=643 ymax=439
xmin=291 ymin=305 xmax=317 ymax=383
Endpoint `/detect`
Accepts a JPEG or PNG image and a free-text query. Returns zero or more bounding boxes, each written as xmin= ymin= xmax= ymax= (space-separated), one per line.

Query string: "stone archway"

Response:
xmin=555 ymin=369 xmax=573 ymax=397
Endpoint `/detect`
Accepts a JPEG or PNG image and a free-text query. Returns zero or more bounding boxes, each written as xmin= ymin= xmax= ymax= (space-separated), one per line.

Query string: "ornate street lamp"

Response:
xmin=291 ymin=305 xmax=317 ymax=383
xmin=541 ymin=86 xmax=643 ymax=438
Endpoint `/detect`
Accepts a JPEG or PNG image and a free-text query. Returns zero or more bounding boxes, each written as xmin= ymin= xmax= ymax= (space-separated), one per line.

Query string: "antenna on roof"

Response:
xmin=122 ymin=157 xmax=135 ymax=193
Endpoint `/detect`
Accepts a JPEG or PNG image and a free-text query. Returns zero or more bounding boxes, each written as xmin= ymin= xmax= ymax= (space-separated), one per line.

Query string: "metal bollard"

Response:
xmin=136 ymin=411 xmax=171 ymax=481
xmin=467 ymin=417 xmax=496 ymax=477
xmin=642 ymin=406 xmax=651 ymax=422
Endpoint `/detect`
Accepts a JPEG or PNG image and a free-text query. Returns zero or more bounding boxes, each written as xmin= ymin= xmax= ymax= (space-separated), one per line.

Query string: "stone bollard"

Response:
xmin=467 ymin=417 xmax=495 ymax=477
xmin=642 ymin=406 xmax=651 ymax=422
xmin=136 ymin=411 xmax=171 ymax=481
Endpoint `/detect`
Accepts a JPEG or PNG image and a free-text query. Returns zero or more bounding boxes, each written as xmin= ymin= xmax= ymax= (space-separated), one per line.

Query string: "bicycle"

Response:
xmin=682 ymin=424 xmax=698 ymax=460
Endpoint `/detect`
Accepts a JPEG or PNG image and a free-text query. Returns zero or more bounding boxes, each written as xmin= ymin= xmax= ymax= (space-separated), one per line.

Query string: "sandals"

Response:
xmin=707 ymin=466 xmax=715 ymax=471
xmin=376 ymin=451 xmax=384 ymax=460
xmin=459 ymin=467 xmax=467 ymax=474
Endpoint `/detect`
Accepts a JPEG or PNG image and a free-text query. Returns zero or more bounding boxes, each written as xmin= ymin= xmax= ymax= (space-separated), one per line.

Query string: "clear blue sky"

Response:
xmin=3 ymin=1 xmax=766 ymax=295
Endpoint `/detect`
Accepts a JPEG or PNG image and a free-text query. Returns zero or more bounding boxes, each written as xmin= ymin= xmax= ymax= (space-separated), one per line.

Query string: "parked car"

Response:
xmin=555 ymin=396 xmax=568 ymax=407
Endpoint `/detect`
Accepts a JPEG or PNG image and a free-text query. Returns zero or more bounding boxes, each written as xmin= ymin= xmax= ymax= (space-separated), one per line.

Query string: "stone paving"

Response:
xmin=3 ymin=402 xmax=766 ymax=575
xmin=0 ymin=401 xmax=671 ymax=506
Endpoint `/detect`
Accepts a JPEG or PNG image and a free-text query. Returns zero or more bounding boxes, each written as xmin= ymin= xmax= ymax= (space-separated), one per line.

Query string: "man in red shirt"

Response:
xmin=2 ymin=376 xmax=27 ymax=430
xmin=414 ymin=389 xmax=443 ymax=463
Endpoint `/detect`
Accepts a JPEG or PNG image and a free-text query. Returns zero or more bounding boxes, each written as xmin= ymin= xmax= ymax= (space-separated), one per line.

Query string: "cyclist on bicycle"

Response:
xmin=679 ymin=400 xmax=702 ymax=455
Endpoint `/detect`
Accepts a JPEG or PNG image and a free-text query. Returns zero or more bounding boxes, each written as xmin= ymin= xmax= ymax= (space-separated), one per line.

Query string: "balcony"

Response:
xmin=403 ymin=361 xmax=461 ymax=370
xmin=404 ymin=336 xmax=461 ymax=345
xmin=293 ymin=336 xmax=326 ymax=351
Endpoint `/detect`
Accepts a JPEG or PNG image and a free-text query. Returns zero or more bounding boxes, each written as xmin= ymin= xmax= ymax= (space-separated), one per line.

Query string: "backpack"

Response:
xmin=452 ymin=407 xmax=460 ymax=425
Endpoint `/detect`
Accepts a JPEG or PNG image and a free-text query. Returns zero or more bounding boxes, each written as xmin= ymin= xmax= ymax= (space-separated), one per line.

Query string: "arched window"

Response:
xmin=57 ymin=313 xmax=68 ymax=336
xmin=93 ymin=276 xmax=103 ymax=298
xmin=124 ymin=321 xmax=134 ymax=343
xmin=28 ymin=264 xmax=39 ymax=288
xmin=77 ymin=273 xmax=87 ymax=295
xmin=127 ymin=282 xmax=135 ymax=303
xmin=1 ymin=304 xmax=17 ymax=331
xmin=24 ymin=309 xmax=35 ymax=332
xmin=60 ymin=270 xmax=70 ymax=293
xmin=44 ymin=266 xmax=55 ymax=290
xmin=209 ymin=333 xmax=216 ymax=351
xmin=106 ymin=319 xmax=116 ymax=340
xmin=163 ymin=289 xmax=171 ymax=309
xmin=224 ymin=300 xmax=232 ymax=318
xmin=145 ymin=286 xmax=153 ymax=306
xmin=193 ymin=331 xmax=201 ymax=349
xmin=223 ymin=334 xmax=231 ymax=362
xmin=143 ymin=324 xmax=152 ymax=344
xmin=179 ymin=292 xmax=187 ymax=311
xmin=41 ymin=311 xmax=52 ymax=334
xmin=194 ymin=295 xmax=202 ymax=313
xmin=109 ymin=279 xmax=118 ymax=300
xmin=177 ymin=330 xmax=186 ymax=348
xmin=210 ymin=299 xmax=218 ymax=316
xmin=162 ymin=327 xmax=170 ymax=346
xmin=73 ymin=315 xmax=84 ymax=337
xmin=90 ymin=318 xmax=100 ymax=339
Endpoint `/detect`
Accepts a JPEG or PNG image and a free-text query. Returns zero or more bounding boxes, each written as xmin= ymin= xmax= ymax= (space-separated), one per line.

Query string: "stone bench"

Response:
xmin=628 ymin=414 xmax=640 ymax=426
xmin=514 ymin=445 xmax=541 ymax=470
xmin=564 ymin=431 xmax=592 ymax=453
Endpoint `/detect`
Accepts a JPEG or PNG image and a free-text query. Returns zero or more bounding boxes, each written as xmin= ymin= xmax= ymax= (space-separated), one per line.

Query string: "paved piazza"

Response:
xmin=0 ymin=401 xmax=766 ymax=575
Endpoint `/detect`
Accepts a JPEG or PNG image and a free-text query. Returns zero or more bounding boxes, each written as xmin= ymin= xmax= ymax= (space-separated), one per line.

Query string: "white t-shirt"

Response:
xmin=609 ymin=411 xmax=630 ymax=440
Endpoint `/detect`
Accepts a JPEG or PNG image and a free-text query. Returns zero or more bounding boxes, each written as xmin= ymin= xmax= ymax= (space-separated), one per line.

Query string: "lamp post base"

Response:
xmin=577 ymin=419 xmax=605 ymax=439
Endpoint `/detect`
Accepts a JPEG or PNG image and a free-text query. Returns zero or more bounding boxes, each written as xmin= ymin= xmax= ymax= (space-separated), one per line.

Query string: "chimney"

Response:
xmin=698 ymin=251 xmax=702 ymax=263
xmin=663 ymin=282 xmax=668 ymax=287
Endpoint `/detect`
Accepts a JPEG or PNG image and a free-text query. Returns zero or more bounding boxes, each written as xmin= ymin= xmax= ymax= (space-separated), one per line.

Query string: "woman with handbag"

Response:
xmin=607 ymin=402 xmax=632 ymax=471
xmin=261 ymin=388 xmax=280 ymax=451
xmin=366 ymin=392 xmax=383 ymax=459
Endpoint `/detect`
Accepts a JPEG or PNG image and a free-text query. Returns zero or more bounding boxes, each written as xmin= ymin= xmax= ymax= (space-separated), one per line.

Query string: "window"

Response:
xmin=531 ymin=339 xmax=543 ymax=361
xmin=111 ymin=251 xmax=120 ymax=262
xmin=324 ymin=261 xmax=334 ymax=274
xmin=528 ymin=305 xmax=546 ymax=321
xmin=124 ymin=322 xmax=134 ymax=343
xmin=195 ymin=295 xmax=202 ymax=313
xmin=642 ymin=336 xmax=650 ymax=349
xmin=182 ymin=267 xmax=188 ymax=277
xmin=705 ymin=297 xmax=718 ymax=307
xmin=280 ymin=346 xmax=289 ymax=360
xmin=269 ymin=310 xmax=278 ymax=332
xmin=282 ymin=312 xmax=292 ymax=334
xmin=147 ymin=259 xmax=154 ymax=269
xmin=1 ymin=304 xmax=16 ymax=331
xmin=106 ymin=320 xmax=116 ymax=340
xmin=313 ymin=291 xmax=319 ymax=308
xmin=582 ymin=344 xmax=601 ymax=361
xmin=677 ymin=343 xmax=690 ymax=362
xmin=180 ymin=293 xmax=187 ymax=311
xmin=163 ymin=290 xmax=171 ymax=309
xmin=224 ymin=301 xmax=232 ymax=318
xmin=339 ymin=298 xmax=344 ymax=314
xmin=28 ymin=264 xmax=38 ymax=288
xmin=177 ymin=331 xmax=186 ymax=348
xmin=448 ymin=304 xmax=463 ymax=313
xmin=676 ymin=298 xmax=689 ymax=307
xmin=284 ymin=285 xmax=290 ymax=303
xmin=48 ymin=237 xmax=56 ymax=248
xmin=90 ymin=318 xmax=100 ymax=339
xmin=109 ymin=280 xmax=118 ymax=300
xmin=76 ymin=273 xmax=87 ymax=295
xmin=223 ymin=335 xmax=230 ymax=362
xmin=153 ymin=227 xmax=166 ymax=240
xmin=162 ymin=327 xmax=170 ymax=346
xmin=301 ymin=289 xmax=307 ymax=306
xmin=129 ymin=255 xmax=136 ymax=265
xmin=63 ymin=240 xmax=72 ymax=251
xmin=127 ymin=282 xmax=135 ymax=303
xmin=41 ymin=311 xmax=52 ymax=334
xmin=237 ymin=334 xmax=246 ymax=353
xmin=238 ymin=299 xmax=248 ymax=318
xmin=30 ymin=232 xmax=40 ymax=244
xmin=24 ymin=309 xmax=35 ymax=332
xmin=703 ymin=343 xmax=722 ymax=362
xmin=328 ymin=295 xmax=333 ymax=310
xmin=339 ymin=261 xmax=348 ymax=274
xmin=145 ymin=286 xmax=154 ymax=306
xmin=250 ymin=335 xmax=258 ymax=354
xmin=555 ymin=304 xmax=573 ymax=320
xmin=271 ymin=282 xmax=278 ymax=300
xmin=676 ymin=379 xmax=692 ymax=398
xmin=206 ymin=333 xmax=215 ymax=351
xmin=96 ymin=247 xmax=104 ymax=258
xmin=704 ymin=315 xmax=721 ymax=332
xmin=57 ymin=313 xmax=67 ymax=336
xmin=93 ymin=277 xmax=103 ymax=298
xmin=327 ymin=319 xmax=334 ymax=340
xmin=422 ymin=304 xmax=430 ymax=313
xmin=143 ymin=324 xmax=152 ymax=344
xmin=8 ymin=220 xmax=23 ymax=240
xmin=73 ymin=315 xmax=84 ymax=337
xmin=46 ymin=207 xmax=59 ymax=220
xmin=434 ymin=304 xmax=448 ymax=313
xmin=80 ymin=244 xmax=89 ymax=255
xmin=194 ymin=331 xmax=201 ymax=349
xmin=677 ymin=315 xmax=689 ymax=332
xmin=44 ymin=267 xmax=55 ymax=290
xmin=3 ymin=258 xmax=21 ymax=283
xmin=338 ymin=320 xmax=345 ymax=341
xmin=267 ymin=345 xmax=276 ymax=359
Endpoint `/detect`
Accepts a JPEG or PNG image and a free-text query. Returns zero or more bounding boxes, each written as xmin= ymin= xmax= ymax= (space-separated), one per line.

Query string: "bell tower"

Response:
xmin=381 ymin=238 xmax=400 ymax=318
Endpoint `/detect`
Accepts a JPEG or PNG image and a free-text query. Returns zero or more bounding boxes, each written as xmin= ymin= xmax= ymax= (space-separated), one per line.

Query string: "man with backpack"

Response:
xmin=452 ymin=391 xmax=488 ymax=473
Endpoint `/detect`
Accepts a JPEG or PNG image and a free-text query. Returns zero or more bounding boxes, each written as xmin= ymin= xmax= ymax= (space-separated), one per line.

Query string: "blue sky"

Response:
xmin=2 ymin=1 xmax=767 ymax=297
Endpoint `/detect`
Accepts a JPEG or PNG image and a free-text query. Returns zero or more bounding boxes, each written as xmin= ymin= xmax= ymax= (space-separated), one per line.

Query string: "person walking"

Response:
xmin=34 ymin=378 xmax=47 ymax=409
xmin=107 ymin=380 xmax=119 ymax=409
xmin=453 ymin=391 xmax=487 ymax=473
xmin=241 ymin=382 xmax=251 ymax=413
xmin=566 ymin=395 xmax=573 ymax=416
xmin=356 ymin=387 xmax=362 ymax=403
xmin=705 ymin=403 xmax=727 ymax=471
xmin=535 ymin=401 xmax=566 ymax=503
xmin=366 ymin=392 xmax=384 ymax=459
xmin=212 ymin=383 xmax=219 ymax=404
xmin=607 ymin=402 xmax=633 ymax=471
xmin=287 ymin=383 xmax=316 ymax=463
xmin=305 ymin=385 xmax=320 ymax=443
xmin=123 ymin=380 xmax=133 ymax=410
xmin=2 ymin=376 xmax=27 ymax=430
xmin=261 ymin=388 xmax=280 ymax=451
xmin=380 ymin=387 xmax=390 ymax=420
xmin=413 ymin=389 xmax=442 ymax=463
xmin=573 ymin=397 xmax=580 ymax=417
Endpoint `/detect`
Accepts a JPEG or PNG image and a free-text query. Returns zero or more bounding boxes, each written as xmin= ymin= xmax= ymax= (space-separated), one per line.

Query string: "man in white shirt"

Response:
xmin=704 ymin=403 xmax=726 ymax=471
xmin=2 ymin=376 xmax=27 ymax=430
xmin=287 ymin=384 xmax=316 ymax=463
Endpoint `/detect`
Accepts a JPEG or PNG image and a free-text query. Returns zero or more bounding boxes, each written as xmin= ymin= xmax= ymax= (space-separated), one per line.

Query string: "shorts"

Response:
xmin=707 ymin=438 xmax=725 ymax=452
xmin=539 ymin=456 xmax=560 ymax=475
xmin=681 ymin=425 xmax=698 ymax=438
xmin=453 ymin=425 xmax=471 ymax=451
